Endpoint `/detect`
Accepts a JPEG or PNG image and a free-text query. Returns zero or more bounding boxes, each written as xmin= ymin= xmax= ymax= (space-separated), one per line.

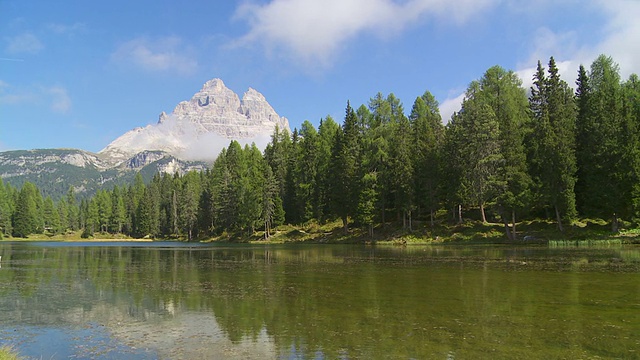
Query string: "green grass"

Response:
xmin=0 ymin=346 xmax=22 ymax=360
xmin=5 ymin=217 xmax=640 ymax=246
xmin=548 ymin=239 xmax=623 ymax=247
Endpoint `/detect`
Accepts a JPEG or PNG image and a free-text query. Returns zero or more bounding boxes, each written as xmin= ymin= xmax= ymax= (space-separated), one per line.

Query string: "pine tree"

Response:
xmin=315 ymin=116 xmax=339 ymax=222
xmin=264 ymin=125 xmax=292 ymax=219
xmin=85 ymin=198 xmax=99 ymax=236
xmin=478 ymin=66 xmax=531 ymax=240
xmin=110 ymin=185 xmax=127 ymax=234
xmin=410 ymin=91 xmax=444 ymax=227
xmin=56 ymin=199 xmax=68 ymax=234
xmin=575 ymin=55 xmax=625 ymax=230
xmin=456 ymin=89 xmax=503 ymax=224
xmin=621 ymin=73 xmax=640 ymax=221
xmin=261 ymin=162 xmax=279 ymax=239
xmin=356 ymin=172 xmax=378 ymax=237
xmin=528 ymin=57 xmax=578 ymax=231
xmin=390 ymin=110 xmax=414 ymax=229
xmin=66 ymin=187 xmax=79 ymax=231
xmin=95 ymin=190 xmax=112 ymax=233
xmin=42 ymin=196 xmax=60 ymax=234
xmin=0 ymin=179 xmax=12 ymax=237
xmin=365 ymin=94 xmax=393 ymax=226
xmin=12 ymin=182 xmax=39 ymax=238
xmin=331 ymin=101 xmax=362 ymax=232
xmin=294 ymin=120 xmax=319 ymax=223
xmin=179 ymin=171 xmax=201 ymax=241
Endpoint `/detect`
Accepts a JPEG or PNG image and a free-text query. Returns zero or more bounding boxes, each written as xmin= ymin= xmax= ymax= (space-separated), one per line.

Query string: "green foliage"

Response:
xmin=12 ymin=182 xmax=40 ymax=237
xmin=528 ymin=57 xmax=578 ymax=231
xmin=0 ymin=345 xmax=22 ymax=360
xmin=2 ymin=54 xmax=638 ymax=242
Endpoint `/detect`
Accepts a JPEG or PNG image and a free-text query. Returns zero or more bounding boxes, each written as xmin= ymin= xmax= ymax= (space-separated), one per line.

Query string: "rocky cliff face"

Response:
xmin=99 ymin=79 xmax=290 ymax=165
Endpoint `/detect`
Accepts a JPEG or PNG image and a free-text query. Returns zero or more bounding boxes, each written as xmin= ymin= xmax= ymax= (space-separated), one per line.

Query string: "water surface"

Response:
xmin=0 ymin=242 xmax=639 ymax=359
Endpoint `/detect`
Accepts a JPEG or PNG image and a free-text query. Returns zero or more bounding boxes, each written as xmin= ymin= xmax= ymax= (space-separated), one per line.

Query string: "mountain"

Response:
xmin=0 ymin=78 xmax=289 ymax=199
xmin=99 ymin=78 xmax=290 ymax=165
xmin=0 ymin=148 xmax=207 ymax=199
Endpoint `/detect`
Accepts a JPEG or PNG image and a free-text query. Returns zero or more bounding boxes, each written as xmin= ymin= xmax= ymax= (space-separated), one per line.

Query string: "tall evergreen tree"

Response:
xmin=0 ymin=179 xmax=12 ymax=237
xmin=12 ymin=182 xmax=40 ymax=237
xmin=528 ymin=57 xmax=578 ymax=231
xmin=110 ymin=185 xmax=127 ymax=234
xmin=56 ymin=199 xmax=68 ymax=234
xmin=390 ymin=110 xmax=414 ymax=229
xmin=331 ymin=102 xmax=362 ymax=232
xmin=315 ymin=116 xmax=340 ymax=222
xmin=410 ymin=91 xmax=444 ymax=227
xmin=179 ymin=171 xmax=201 ymax=241
xmin=66 ymin=187 xmax=79 ymax=231
xmin=575 ymin=55 xmax=625 ymax=231
xmin=479 ymin=66 xmax=531 ymax=240
xmin=264 ymin=125 xmax=292 ymax=218
xmin=621 ymin=73 xmax=640 ymax=221
xmin=454 ymin=90 xmax=503 ymax=224
xmin=42 ymin=196 xmax=61 ymax=234
xmin=294 ymin=120 xmax=319 ymax=223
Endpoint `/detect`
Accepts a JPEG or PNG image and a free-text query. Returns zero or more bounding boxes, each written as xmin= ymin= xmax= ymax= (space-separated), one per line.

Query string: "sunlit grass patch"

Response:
xmin=548 ymin=239 xmax=623 ymax=247
xmin=0 ymin=346 xmax=22 ymax=360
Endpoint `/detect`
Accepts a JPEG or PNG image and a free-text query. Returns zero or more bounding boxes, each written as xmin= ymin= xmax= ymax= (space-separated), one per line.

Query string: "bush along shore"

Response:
xmin=5 ymin=218 xmax=640 ymax=246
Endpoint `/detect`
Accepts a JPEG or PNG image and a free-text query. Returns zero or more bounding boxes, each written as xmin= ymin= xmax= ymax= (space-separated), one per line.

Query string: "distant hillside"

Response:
xmin=0 ymin=148 xmax=207 ymax=199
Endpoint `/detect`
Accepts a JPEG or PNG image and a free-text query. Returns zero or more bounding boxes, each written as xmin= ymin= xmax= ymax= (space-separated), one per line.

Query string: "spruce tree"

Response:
xmin=528 ymin=57 xmax=578 ymax=231
xmin=410 ymin=91 xmax=444 ymax=227
xmin=621 ymin=74 xmax=640 ymax=222
xmin=331 ymin=101 xmax=362 ymax=232
xmin=0 ymin=179 xmax=12 ymax=237
xmin=479 ymin=66 xmax=531 ymax=240
xmin=576 ymin=55 xmax=625 ymax=230
xmin=315 ymin=116 xmax=339 ymax=222
xmin=12 ymin=182 xmax=39 ymax=238
xmin=179 ymin=171 xmax=201 ymax=241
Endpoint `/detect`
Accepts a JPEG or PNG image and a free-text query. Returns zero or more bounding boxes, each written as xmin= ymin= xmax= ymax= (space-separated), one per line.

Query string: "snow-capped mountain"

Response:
xmin=99 ymin=78 xmax=290 ymax=165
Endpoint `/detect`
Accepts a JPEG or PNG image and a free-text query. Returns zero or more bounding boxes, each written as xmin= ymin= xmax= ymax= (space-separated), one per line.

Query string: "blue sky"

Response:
xmin=1 ymin=0 xmax=639 ymax=153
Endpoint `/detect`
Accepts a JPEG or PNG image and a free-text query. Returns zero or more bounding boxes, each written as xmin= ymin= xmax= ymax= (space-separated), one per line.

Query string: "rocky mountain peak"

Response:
xmin=201 ymin=78 xmax=227 ymax=93
xmin=99 ymin=78 xmax=290 ymax=165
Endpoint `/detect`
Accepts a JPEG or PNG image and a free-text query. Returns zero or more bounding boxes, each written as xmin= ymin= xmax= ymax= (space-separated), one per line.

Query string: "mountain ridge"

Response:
xmin=0 ymin=78 xmax=290 ymax=199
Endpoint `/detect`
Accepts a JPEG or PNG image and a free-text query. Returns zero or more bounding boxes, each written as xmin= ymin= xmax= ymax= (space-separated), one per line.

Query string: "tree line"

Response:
xmin=1 ymin=54 xmax=639 ymax=240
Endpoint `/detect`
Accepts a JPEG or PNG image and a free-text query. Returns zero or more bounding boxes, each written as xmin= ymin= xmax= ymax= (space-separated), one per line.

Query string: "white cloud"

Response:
xmin=595 ymin=0 xmax=640 ymax=79
xmin=440 ymin=0 xmax=640 ymax=123
xmin=234 ymin=0 xmax=496 ymax=68
xmin=439 ymin=92 xmax=465 ymax=123
xmin=111 ymin=36 xmax=198 ymax=74
xmin=46 ymin=22 xmax=86 ymax=35
xmin=0 ymin=80 xmax=33 ymax=105
xmin=5 ymin=32 xmax=44 ymax=54
xmin=45 ymin=86 xmax=72 ymax=113
xmin=0 ymin=81 xmax=71 ymax=113
xmin=106 ymin=113 xmax=273 ymax=162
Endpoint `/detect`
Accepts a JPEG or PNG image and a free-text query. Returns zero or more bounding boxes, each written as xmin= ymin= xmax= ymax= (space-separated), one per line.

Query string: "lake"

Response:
xmin=0 ymin=242 xmax=639 ymax=359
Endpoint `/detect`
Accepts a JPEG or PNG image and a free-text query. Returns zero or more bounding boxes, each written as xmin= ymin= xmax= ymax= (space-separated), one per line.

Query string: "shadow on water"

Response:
xmin=0 ymin=242 xmax=639 ymax=359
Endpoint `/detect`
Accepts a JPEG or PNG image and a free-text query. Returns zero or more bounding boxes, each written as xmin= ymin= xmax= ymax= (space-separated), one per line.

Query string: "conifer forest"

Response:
xmin=2 ymin=55 xmax=640 ymax=241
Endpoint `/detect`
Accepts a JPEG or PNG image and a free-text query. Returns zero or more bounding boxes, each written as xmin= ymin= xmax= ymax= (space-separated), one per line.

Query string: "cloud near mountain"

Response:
xmin=99 ymin=78 xmax=290 ymax=165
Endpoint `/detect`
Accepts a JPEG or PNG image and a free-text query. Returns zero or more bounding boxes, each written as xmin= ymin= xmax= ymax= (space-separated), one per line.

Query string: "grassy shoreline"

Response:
xmin=0 ymin=346 xmax=21 ymax=360
xmin=3 ymin=219 xmax=639 ymax=245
